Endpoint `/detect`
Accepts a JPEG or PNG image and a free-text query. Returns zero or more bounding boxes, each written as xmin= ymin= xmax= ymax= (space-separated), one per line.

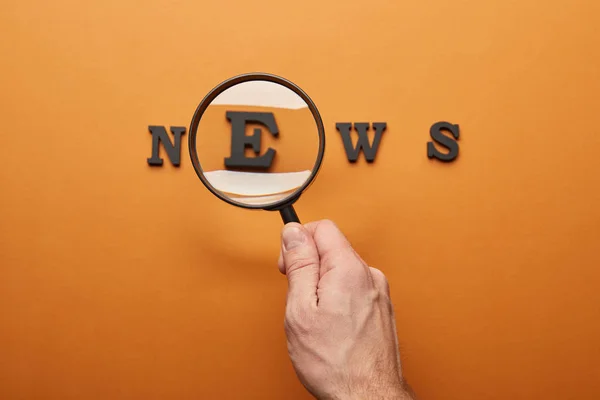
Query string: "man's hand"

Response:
xmin=277 ymin=220 xmax=415 ymax=400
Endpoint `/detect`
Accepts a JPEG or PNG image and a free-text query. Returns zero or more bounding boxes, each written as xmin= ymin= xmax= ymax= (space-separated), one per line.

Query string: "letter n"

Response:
xmin=336 ymin=122 xmax=387 ymax=163
xmin=147 ymin=126 xmax=186 ymax=167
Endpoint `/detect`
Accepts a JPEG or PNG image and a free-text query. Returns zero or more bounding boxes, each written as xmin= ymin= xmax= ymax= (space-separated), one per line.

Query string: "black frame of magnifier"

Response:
xmin=188 ymin=72 xmax=326 ymax=224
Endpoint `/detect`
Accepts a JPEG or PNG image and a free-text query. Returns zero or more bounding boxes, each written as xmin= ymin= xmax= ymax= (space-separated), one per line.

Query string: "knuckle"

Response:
xmin=286 ymin=254 xmax=317 ymax=274
xmin=319 ymin=219 xmax=338 ymax=229
xmin=315 ymin=219 xmax=341 ymax=237
xmin=370 ymin=267 xmax=391 ymax=295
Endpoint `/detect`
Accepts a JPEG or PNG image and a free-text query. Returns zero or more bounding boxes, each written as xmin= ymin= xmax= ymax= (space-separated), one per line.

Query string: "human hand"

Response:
xmin=277 ymin=220 xmax=415 ymax=400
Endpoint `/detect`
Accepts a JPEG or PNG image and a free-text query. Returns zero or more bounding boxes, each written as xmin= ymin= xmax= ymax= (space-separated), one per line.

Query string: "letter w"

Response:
xmin=147 ymin=126 xmax=186 ymax=167
xmin=335 ymin=122 xmax=387 ymax=163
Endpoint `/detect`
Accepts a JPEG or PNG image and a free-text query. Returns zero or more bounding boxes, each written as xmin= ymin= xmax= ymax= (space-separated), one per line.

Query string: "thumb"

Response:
xmin=280 ymin=223 xmax=320 ymax=308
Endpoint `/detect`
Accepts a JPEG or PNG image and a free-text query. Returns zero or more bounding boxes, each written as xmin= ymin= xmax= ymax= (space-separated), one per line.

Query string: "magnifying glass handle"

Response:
xmin=279 ymin=205 xmax=300 ymax=224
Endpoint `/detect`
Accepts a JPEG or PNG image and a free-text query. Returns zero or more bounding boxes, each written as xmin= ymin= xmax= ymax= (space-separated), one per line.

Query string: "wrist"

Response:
xmin=340 ymin=384 xmax=415 ymax=400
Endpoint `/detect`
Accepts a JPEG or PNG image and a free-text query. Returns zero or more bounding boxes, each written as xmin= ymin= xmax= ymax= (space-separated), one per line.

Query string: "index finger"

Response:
xmin=304 ymin=220 xmax=372 ymax=280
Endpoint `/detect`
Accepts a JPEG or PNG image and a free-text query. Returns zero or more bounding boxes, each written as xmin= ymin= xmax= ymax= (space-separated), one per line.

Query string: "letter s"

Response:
xmin=427 ymin=121 xmax=459 ymax=162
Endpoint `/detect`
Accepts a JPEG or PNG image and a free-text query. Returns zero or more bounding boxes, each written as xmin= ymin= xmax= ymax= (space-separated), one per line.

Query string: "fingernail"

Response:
xmin=282 ymin=225 xmax=305 ymax=251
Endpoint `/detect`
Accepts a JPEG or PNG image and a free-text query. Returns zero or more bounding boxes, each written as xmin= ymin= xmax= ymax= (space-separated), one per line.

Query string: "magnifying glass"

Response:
xmin=188 ymin=73 xmax=325 ymax=224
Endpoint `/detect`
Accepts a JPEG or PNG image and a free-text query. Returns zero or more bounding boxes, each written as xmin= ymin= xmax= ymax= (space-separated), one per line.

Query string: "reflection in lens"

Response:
xmin=193 ymin=79 xmax=321 ymax=207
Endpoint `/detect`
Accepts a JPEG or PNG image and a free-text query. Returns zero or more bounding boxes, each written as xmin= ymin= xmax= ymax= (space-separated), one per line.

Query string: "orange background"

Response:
xmin=1 ymin=0 xmax=599 ymax=399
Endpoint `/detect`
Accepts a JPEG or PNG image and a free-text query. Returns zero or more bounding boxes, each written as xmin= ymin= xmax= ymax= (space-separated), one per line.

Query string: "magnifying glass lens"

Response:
xmin=191 ymin=78 xmax=323 ymax=216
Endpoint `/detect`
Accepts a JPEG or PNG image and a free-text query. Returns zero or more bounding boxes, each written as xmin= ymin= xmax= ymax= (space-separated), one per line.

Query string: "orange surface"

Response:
xmin=1 ymin=0 xmax=600 ymax=399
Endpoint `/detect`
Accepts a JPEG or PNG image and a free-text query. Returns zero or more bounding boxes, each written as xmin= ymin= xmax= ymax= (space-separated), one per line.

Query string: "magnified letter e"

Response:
xmin=224 ymin=111 xmax=279 ymax=169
